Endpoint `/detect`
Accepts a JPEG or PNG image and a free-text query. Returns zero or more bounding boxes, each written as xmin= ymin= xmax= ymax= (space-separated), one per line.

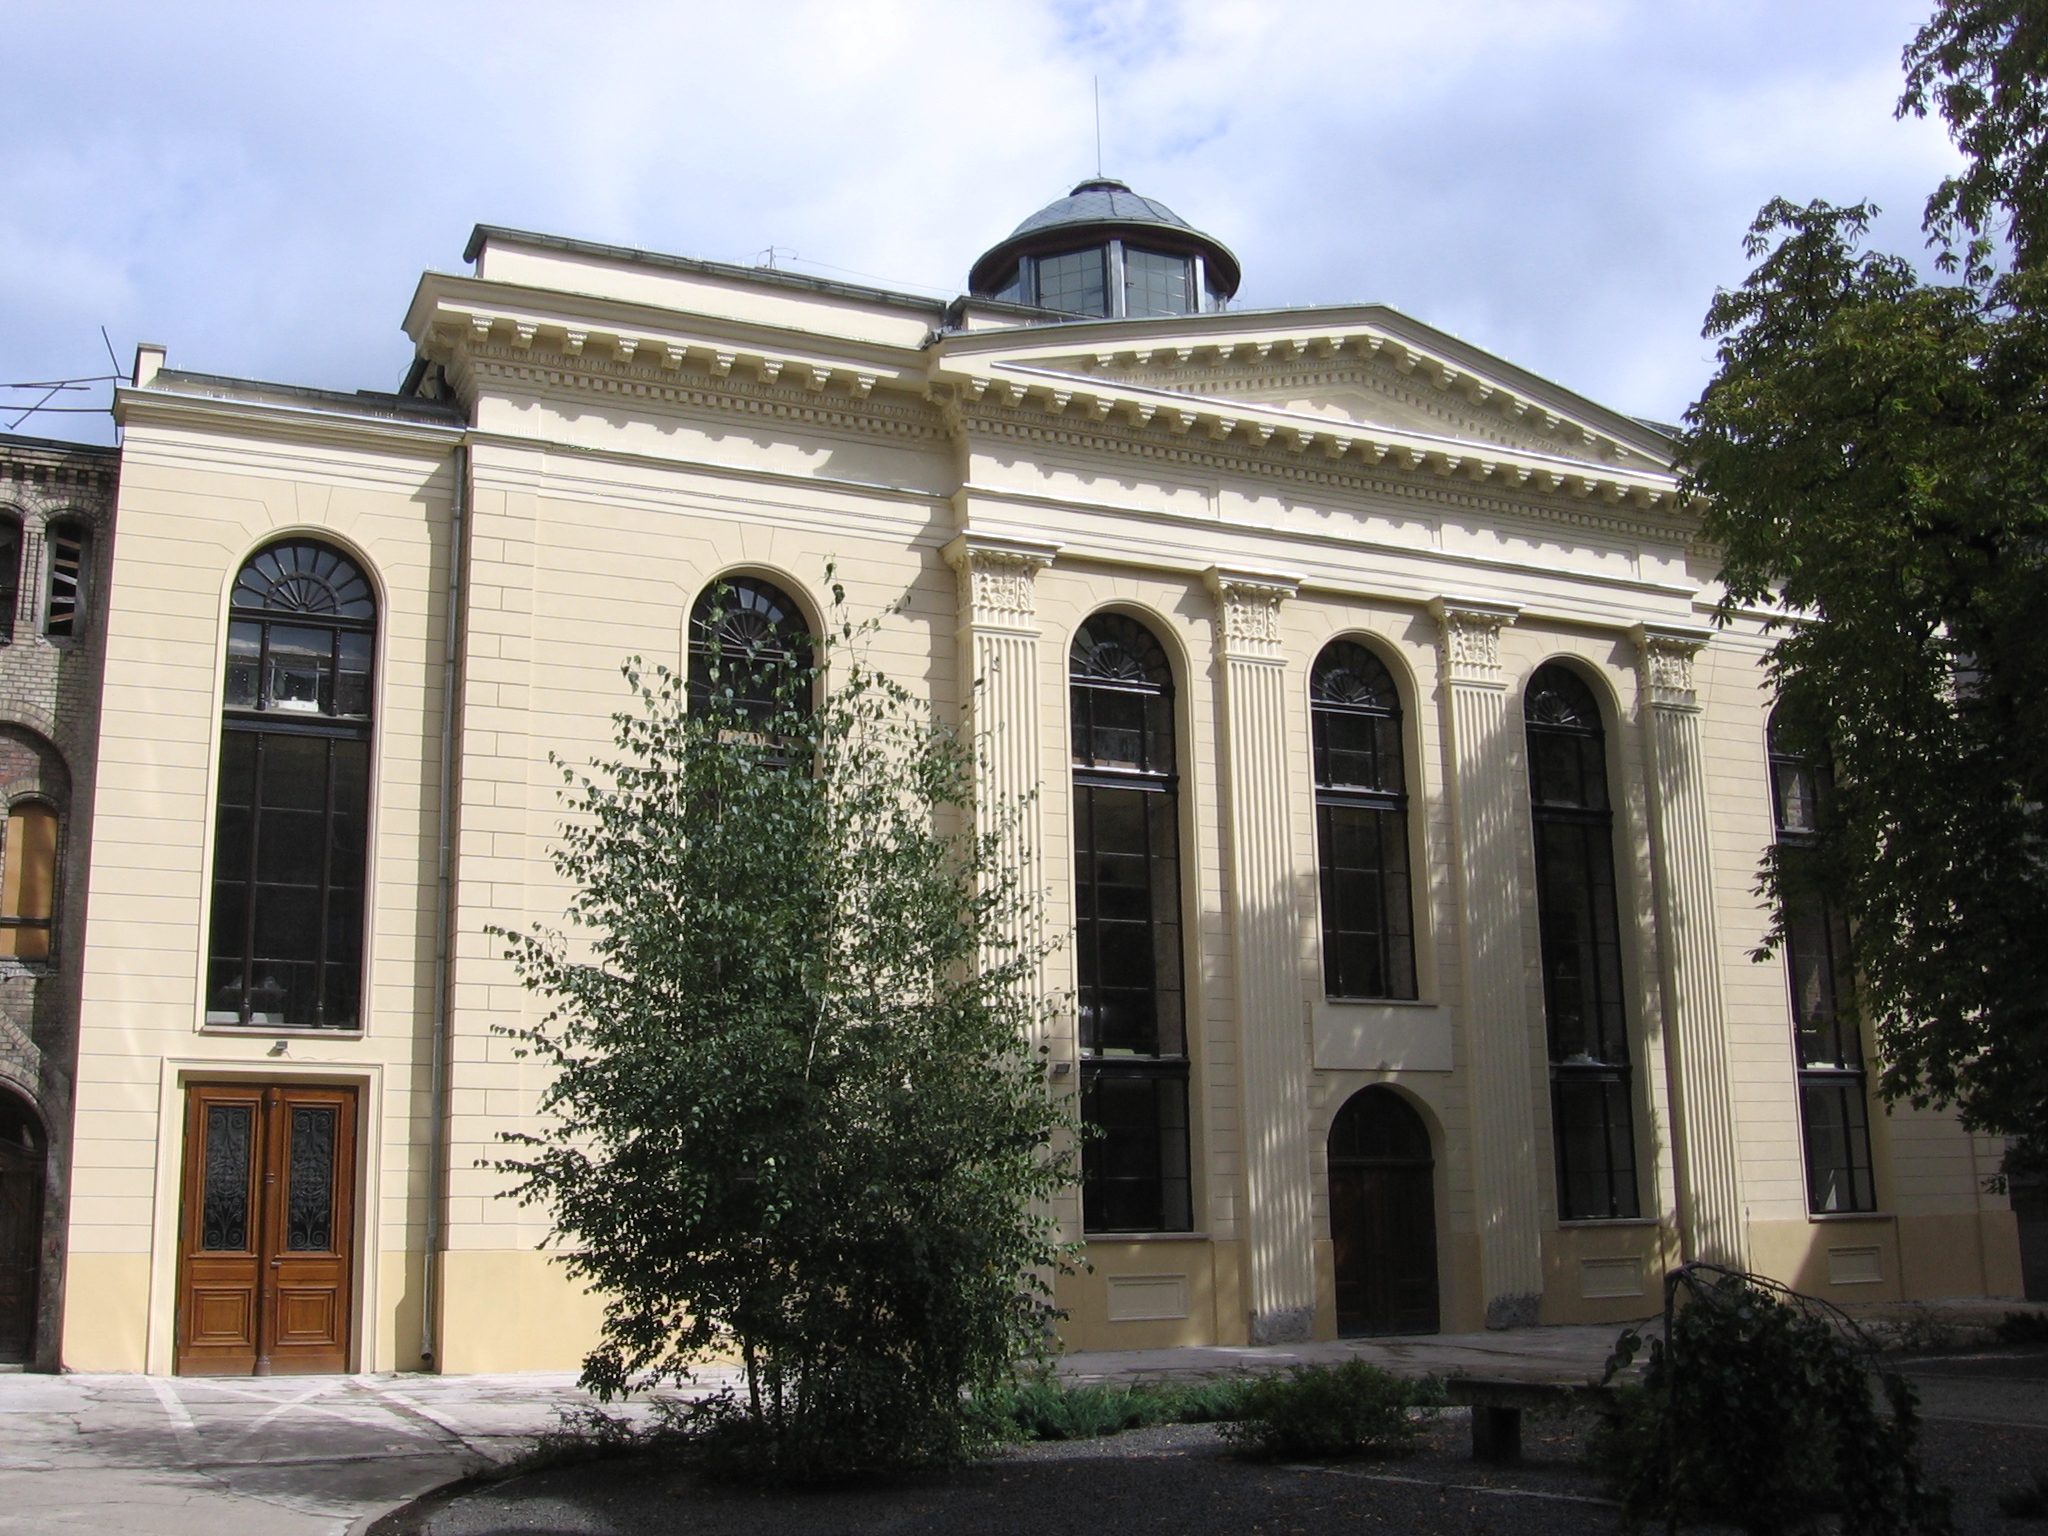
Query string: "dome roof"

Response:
xmin=969 ymin=178 xmax=1240 ymax=300
xmin=1008 ymin=179 xmax=1195 ymax=239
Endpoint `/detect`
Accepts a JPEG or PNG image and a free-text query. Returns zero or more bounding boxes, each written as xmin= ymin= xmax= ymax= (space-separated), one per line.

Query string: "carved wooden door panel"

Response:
xmin=175 ymin=1083 xmax=356 ymax=1375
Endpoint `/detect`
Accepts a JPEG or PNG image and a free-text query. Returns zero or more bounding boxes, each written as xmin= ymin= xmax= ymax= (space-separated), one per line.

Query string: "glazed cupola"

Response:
xmin=968 ymin=178 xmax=1240 ymax=318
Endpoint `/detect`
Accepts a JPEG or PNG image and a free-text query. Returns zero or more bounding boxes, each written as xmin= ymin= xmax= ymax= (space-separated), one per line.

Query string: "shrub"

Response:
xmin=1589 ymin=1265 xmax=1952 ymax=1536
xmin=493 ymin=591 xmax=1078 ymax=1484
xmin=980 ymin=1373 xmax=1255 ymax=1441
xmin=1997 ymin=1310 xmax=2048 ymax=1346
xmin=1218 ymin=1361 xmax=1433 ymax=1460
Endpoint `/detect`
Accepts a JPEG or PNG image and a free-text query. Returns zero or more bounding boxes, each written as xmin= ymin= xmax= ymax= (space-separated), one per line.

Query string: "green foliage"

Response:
xmin=1998 ymin=1309 xmax=2048 ymax=1344
xmin=1590 ymin=1266 xmax=1951 ymax=1535
xmin=1903 ymin=1 xmax=2048 ymax=274
xmin=1685 ymin=21 xmax=2048 ymax=1159
xmin=981 ymin=1373 xmax=1254 ymax=1441
xmin=492 ymin=585 xmax=1078 ymax=1482
xmin=1217 ymin=1361 xmax=1436 ymax=1460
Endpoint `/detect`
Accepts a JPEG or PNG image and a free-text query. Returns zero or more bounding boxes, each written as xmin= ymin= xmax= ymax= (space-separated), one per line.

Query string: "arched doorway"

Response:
xmin=0 ymin=1089 xmax=43 ymax=1362
xmin=1328 ymin=1086 xmax=1438 ymax=1336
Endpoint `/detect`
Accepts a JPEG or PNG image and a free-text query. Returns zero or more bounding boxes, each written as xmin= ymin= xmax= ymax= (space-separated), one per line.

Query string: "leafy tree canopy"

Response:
xmin=494 ymin=590 xmax=1076 ymax=1479
xmin=1687 ymin=1 xmax=2048 ymax=1169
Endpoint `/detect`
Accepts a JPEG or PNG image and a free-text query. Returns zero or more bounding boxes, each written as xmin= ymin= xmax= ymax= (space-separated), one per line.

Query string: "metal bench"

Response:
xmin=1442 ymin=1377 xmax=1616 ymax=1463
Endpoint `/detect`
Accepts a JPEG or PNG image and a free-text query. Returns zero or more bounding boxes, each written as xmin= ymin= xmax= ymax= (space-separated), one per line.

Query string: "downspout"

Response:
xmin=420 ymin=439 xmax=469 ymax=1366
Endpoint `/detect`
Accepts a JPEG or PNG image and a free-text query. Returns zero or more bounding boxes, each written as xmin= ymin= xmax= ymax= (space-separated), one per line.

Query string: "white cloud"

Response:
xmin=0 ymin=0 xmax=1958 ymax=441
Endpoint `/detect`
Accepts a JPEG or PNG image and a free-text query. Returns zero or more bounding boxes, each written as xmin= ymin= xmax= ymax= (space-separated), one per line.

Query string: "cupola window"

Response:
xmin=1124 ymin=248 xmax=1193 ymax=318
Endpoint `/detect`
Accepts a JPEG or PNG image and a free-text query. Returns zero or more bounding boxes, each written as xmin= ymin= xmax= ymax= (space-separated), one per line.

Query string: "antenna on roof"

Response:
xmin=1094 ymin=77 xmax=1103 ymax=178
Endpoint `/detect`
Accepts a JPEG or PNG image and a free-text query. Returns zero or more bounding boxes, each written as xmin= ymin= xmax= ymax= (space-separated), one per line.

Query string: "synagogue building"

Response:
xmin=0 ymin=179 xmax=2021 ymax=1374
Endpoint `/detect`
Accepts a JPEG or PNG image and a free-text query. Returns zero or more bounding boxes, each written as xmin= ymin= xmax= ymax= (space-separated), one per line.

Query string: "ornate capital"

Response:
xmin=1430 ymin=597 xmax=1521 ymax=687
xmin=1631 ymin=623 xmax=1711 ymax=711
xmin=1205 ymin=566 xmax=1301 ymax=660
xmin=944 ymin=533 xmax=1060 ymax=631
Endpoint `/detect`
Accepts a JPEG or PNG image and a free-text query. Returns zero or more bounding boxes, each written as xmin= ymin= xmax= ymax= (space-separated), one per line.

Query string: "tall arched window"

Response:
xmin=687 ymin=575 xmax=813 ymax=728
xmin=1311 ymin=641 xmax=1416 ymax=1000
xmin=1769 ymin=713 xmax=1876 ymax=1213
xmin=1071 ymin=613 xmax=1190 ymax=1233
xmin=206 ymin=542 xmax=375 ymax=1029
xmin=1525 ymin=665 xmax=1637 ymax=1220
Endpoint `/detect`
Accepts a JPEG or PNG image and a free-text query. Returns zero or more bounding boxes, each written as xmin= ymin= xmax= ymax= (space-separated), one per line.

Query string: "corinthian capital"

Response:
xmin=1631 ymin=623 xmax=1711 ymax=711
xmin=1205 ymin=566 xmax=1301 ymax=660
xmin=944 ymin=533 xmax=1060 ymax=631
xmin=1430 ymin=597 xmax=1521 ymax=687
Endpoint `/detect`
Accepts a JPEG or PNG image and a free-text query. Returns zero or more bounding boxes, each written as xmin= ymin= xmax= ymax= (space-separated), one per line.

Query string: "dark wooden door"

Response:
xmin=175 ymin=1083 xmax=356 ymax=1375
xmin=1328 ymin=1087 xmax=1439 ymax=1337
xmin=0 ymin=1107 xmax=43 ymax=1362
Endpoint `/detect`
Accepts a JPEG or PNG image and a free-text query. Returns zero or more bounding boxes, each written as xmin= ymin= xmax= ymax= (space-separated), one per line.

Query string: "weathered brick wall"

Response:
xmin=0 ymin=433 xmax=117 ymax=1368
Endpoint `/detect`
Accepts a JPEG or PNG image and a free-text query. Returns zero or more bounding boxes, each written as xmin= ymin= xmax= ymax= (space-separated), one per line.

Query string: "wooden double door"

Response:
xmin=175 ymin=1083 xmax=356 ymax=1375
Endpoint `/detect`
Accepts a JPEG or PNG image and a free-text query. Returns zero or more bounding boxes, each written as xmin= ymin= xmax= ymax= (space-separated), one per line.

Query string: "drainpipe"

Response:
xmin=420 ymin=440 xmax=469 ymax=1366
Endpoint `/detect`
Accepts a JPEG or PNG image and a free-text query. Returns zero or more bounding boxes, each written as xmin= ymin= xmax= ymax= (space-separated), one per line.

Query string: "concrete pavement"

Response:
xmin=0 ymin=1319 xmax=2038 ymax=1536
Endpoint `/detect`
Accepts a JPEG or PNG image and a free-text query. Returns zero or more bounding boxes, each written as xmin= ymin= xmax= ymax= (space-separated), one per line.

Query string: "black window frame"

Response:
xmin=1311 ymin=640 xmax=1417 ymax=1001
xmin=686 ymin=574 xmax=815 ymax=733
xmin=1525 ymin=664 xmax=1640 ymax=1221
xmin=1071 ymin=612 xmax=1192 ymax=1234
xmin=1769 ymin=715 xmax=1878 ymax=1214
xmin=1123 ymin=247 xmax=1195 ymax=318
xmin=206 ymin=540 xmax=376 ymax=1031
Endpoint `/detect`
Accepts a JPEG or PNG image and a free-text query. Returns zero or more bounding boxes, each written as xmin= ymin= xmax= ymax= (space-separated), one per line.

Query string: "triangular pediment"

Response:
xmin=940 ymin=304 xmax=1676 ymax=476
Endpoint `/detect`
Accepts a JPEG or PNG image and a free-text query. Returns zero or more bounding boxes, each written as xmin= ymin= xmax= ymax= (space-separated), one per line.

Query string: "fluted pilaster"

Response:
xmin=1430 ymin=597 xmax=1545 ymax=1328
xmin=1206 ymin=565 xmax=1316 ymax=1345
xmin=1633 ymin=624 xmax=1745 ymax=1268
xmin=944 ymin=534 xmax=1059 ymax=977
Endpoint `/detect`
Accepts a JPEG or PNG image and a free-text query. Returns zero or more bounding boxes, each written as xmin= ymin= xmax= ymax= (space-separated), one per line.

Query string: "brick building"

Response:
xmin=0 ymin=432 xmax=115 ymax=1368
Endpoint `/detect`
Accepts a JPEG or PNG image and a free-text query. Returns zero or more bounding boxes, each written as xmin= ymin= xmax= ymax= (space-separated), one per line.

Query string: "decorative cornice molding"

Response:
xmin=1431 ymin=597 xmax=1522 ymax=688
xmin=945 ymin=533 xmax=1060 ymax=631
xmin=1205 ymin=566 xmax=1301 ymax=660
xmin=949 ymin=400 xmax=1690 ymax=542
xmin=451 ymin=349 xmax=942 ymax=447
xmin=1631 ymin=622 xmax=1713 ymax=711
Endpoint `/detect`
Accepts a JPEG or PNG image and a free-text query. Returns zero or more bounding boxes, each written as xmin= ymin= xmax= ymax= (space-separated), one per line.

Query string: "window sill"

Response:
xmin=1557 ymin=1217 xmax=1662 ymax=1229
xmin=200 ymin=1024 xmax=366 ymax=1041
xmin=0 ymin=961 xmax=53 ymax=979
xmin=1084 ymin=1231 xmax=1209 ymax=1243
xmin=1322 ymin=996 xmax=1436 ymax=1009
xmin=1807 ymin=1210 xmax=1893 ymax=1223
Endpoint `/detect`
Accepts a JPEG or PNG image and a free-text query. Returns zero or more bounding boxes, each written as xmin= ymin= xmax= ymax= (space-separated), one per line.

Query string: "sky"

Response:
xmin=2 ymin=0 xmax=1962 ymax=445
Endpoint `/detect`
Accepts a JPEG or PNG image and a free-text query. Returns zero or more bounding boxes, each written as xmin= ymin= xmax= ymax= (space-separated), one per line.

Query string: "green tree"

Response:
xmin=494 ymin=589 xmax=1076 ymax=1480
xmin=1684 ymin=1 xmax=2048 ymax=1169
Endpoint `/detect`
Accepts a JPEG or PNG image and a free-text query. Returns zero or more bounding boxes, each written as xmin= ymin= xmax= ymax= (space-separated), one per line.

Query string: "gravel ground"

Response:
xmin=380 ymin=1360 xmax=2048 ymax=1536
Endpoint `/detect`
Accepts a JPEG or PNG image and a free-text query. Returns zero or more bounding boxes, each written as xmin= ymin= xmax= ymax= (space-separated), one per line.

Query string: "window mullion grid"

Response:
xmin=238 ymin=734 xmax=264 ymax=1027
xmin=312 ymin=742 xmax=336 ymax=1028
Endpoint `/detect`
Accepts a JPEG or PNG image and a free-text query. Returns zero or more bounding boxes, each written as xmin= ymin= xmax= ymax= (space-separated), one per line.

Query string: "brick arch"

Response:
xmin=0 ymin=729 xmax=67 ymax=809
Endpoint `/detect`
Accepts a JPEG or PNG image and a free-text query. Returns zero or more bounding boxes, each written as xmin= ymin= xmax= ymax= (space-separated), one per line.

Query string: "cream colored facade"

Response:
xmin=61 ymin=213 xmax=2020 ymax=1375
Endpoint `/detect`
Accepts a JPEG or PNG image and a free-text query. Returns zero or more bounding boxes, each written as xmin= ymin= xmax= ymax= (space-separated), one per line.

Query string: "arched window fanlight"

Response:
xmin=1069 ymin=612 xmax=1174 ymax=778
xmin=232 ymin=541 xmax=374 ymax=620
xmin=1311 ymin=640 xmax=1415 ymax=1000
xmin=686 ymin=576 xmax=814 ymax=728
